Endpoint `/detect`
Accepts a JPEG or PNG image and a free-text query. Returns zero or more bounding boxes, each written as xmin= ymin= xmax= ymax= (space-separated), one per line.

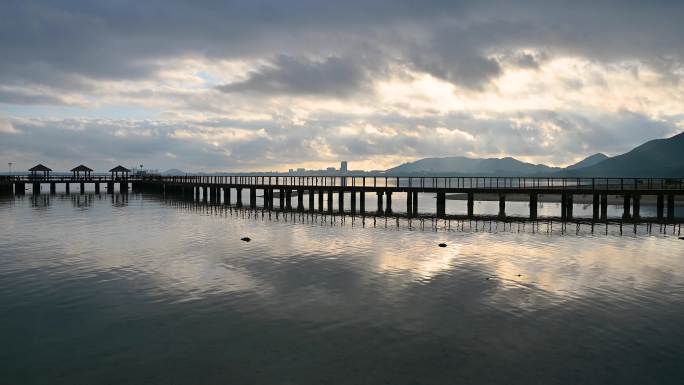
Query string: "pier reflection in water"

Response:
xmin=1 ymin=193 xmax=683 ymax=385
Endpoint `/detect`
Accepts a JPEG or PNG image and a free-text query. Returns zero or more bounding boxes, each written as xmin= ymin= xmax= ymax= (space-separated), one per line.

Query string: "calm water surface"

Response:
xmin=1 ymin=194 xmax=683 ymax=385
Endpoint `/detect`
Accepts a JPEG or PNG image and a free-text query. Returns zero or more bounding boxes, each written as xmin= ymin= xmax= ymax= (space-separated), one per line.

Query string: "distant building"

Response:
xmin=326 ymin=167 xmax=336 ymax=172
xmin=288 ymin=168 xmax=294 ymax=173
xmin=340 ymin=161 xmax=348 ymax=173
xmin=296 ymin=168 xmax=305 ymax=173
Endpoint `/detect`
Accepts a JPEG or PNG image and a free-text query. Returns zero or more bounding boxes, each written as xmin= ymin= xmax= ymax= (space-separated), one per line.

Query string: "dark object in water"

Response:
xmin=241 ymin=237 xmax=251 ymax=242
xmin=438 ymin=243 xmax=447 ymax=247
xmin=680 ymin=237 xmax=684 ymax=240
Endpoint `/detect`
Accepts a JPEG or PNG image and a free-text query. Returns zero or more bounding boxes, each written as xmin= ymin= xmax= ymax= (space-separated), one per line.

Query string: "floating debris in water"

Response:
xmin=241 ymin=237 xmax=251 ymax=242
xmin=438 ymin=243 xmax=447 ymax=247
xmin=679 ymin=237 xmax=684 ymax=240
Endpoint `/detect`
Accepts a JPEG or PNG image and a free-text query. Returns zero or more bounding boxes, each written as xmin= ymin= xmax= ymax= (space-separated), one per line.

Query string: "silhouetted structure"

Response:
xmin=2 ymin=169 xmax=682 ymax=223
xmin=134 ymin=175 xmax=683 ymax=224
xmin=109 ymin=165 xmax=130 ymax=179
xmin=71 ymin=165 xmax=93 ymax=179
xmin=29 ymin=164 xmax=51 ymax=178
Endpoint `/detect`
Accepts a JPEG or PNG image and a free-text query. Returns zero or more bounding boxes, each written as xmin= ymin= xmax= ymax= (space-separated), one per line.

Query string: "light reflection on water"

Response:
xmin=1 ymin=193 xmax=683 ymax=385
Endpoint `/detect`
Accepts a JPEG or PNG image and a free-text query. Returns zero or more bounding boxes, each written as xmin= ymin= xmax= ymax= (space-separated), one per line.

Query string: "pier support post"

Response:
xmin=385 ymin=191 xmax=392 ymax=214
xmin=601 ymin=193 xmax=608 ymax=220
xmin=657 ymin=194 xmax=664 ymax=220
xmin=225 ymin=187 xmax=231 ymax=204
xmin=95 ymin=183 xmax=100 ymax=194
xmin=327 ymin=190 xmax=333 ymax=213
xmin=566 ymin=194 xmax=573 ymax=219
xmin=338 ymin=190 xmax=344 ymax=213
xmin=633 ymin=194 xmax=641 ymax=220
xmin=592 ymin=193 xmax=600 ymax=221
xmin=121 ymin=182 xmax=128 ymax=193
xmin=667 ymin=194 xmax=675 ymax=221
xmin=412 ymin=192 xmax=418 ymax=216
xmin=350 ymin=191 xmax=356 ymax=213
xmin=436 ymin=191 xmax=446 ymax=218
xmin=467 ymin=192 xmax=474 ymax=218
xmin=622 ymin=194 xmax=631 ymax=220
xmin=297 ymin=189 xmax=304 ymax=211
xmin=50 ymin=182 xmax=56 ymax=195
xmin=250 ymin=188 xmax=257 ymax=208
xmin=530 ymin=193 xmax=538 ymax=220
xmin=285 ymin=189 xmax=292 ymax=210
xmin=65 ymin=183 xmax=70 ymax=194
xmin=16 ymin=182 xmax=25 ymax=195
xmin=33 ymin=182 xmax=40 ymax=195
xmin=360 ymin=191 xmax=365 ymax=214
xmin=406 ymin=191 xmax=413 ymax=217
xmin=561 ymin=193 xmax=568 ymax=220
xmin=80 ymin=182 xmax=85 ymax=194
xmin=376 ymin=191 xmax=384 ymax=215
xmin=309 ymin=189 xmax=315 ymax=212
xmin=498 ymin=194 xmax=506 ymax=219
xmin=236 ymin=188 xmax=242 ymax=206
xmin=318 ymin=190 xmax=324 ymax=211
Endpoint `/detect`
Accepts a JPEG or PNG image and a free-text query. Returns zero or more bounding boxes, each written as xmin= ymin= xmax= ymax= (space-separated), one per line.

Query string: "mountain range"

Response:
xmin=386 ymin=131 xmax=684 ymax=177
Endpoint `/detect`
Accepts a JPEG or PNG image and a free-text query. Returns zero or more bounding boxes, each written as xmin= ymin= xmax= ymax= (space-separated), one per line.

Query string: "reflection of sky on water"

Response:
xmin=2 ymin=194 xmax=681 ymax=305
xmin=1 ymin=193 xmax=683 ymax=384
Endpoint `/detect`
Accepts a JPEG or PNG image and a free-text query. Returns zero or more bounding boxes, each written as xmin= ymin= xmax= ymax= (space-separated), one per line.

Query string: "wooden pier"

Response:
xmin=2 ymin=173 xmax=683 ymax=223
xmin=133 ymin=175 xmax=683 ymax=223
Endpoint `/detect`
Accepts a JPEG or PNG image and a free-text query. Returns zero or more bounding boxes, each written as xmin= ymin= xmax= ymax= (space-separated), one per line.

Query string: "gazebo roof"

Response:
xmin=109 ymin=165 xmax=130 ymax=172
xmin=71 ymin=164 xmax=93 ymax=172
xmin=29 ymin=164 xmax=52 ymax=172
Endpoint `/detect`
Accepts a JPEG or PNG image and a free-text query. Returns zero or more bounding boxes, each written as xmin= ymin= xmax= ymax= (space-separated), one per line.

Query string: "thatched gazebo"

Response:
xmin=71 ymin=165 xmax=93 ymax=179
xmin=29 ymin=164 xmax=52 ymax=178
xmin=109 ymin=165 xmax=130 ymax=179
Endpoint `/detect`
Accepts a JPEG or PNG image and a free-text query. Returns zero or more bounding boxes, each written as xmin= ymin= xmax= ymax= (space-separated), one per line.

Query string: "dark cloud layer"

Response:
xmin=217 ymin=55 xmax=371 ymax=97
xmin=1 ymin=0 xmax=683 ymax=91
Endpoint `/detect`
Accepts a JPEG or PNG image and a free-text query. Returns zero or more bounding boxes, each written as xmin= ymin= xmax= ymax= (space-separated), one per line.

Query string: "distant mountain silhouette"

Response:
xmin=162 ymin=168 xmax=186 ymax=176
xmin=385 ymin=132 xmax=684 ymax=176
xmin=386 ymin=156 xmax=559 ymax=175
xmin=562 ymin=132 xmax=684 ymax=177
xmin=565 ymin=153 xmax=609 ymax=170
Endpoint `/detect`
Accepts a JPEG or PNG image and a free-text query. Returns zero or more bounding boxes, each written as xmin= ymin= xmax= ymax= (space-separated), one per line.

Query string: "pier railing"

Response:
xmin=4 ymin=174 xmax=683 ymax=192
xmin=3 ymin=175 xmax=139 ymax=182
xmin=144 ymin=175 xmax=684 ymax=191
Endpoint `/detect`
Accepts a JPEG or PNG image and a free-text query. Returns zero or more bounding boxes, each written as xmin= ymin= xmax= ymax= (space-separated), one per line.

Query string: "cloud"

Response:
xmin=216 ymin=55 xmax=371 ymax=97
xmin=0 ymin=117 xmax=19 ymax=134
xmin=0 ymin=1 xmax=683 ymax=170
xmin=2 ymin=1 xmax=683 ymax=91
xmin=1 ymin=108 xmax=679 ymax=172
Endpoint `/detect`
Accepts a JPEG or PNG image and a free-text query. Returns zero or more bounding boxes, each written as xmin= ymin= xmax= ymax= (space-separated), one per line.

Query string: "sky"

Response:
xmin=1 ymin=0 xmax=683 ymax=173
